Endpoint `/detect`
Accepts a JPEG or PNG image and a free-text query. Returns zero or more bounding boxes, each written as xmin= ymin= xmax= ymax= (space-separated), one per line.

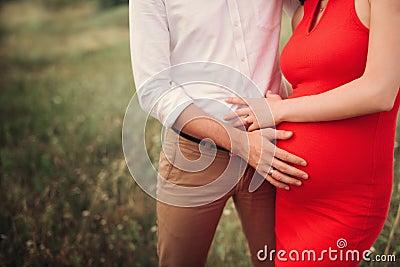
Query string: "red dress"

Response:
xmin=276 ymin=0 xmax=399 ymax=266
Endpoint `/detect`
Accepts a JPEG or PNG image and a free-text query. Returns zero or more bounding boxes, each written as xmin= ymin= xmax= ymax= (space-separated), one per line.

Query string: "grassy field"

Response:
xmin=0 ymin=1 xmax=399 ymax=266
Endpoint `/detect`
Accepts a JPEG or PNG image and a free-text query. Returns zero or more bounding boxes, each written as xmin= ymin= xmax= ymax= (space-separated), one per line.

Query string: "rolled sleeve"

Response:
xmin=136 ymin=76 xmax=193 ymax=128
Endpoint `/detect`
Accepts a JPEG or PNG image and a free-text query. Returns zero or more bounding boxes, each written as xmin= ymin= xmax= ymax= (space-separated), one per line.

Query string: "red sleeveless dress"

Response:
xmin=276 ymin=0 xmax=399 ymax=266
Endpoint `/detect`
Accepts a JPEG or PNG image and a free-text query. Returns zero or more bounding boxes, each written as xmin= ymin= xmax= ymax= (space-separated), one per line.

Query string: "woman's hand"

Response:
xmin=224 ymin=91 xmax=285 ymax=131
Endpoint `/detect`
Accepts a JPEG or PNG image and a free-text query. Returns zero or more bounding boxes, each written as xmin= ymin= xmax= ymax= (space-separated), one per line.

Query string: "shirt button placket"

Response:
xmin=227 ymin=0 xmax=250 ymax=77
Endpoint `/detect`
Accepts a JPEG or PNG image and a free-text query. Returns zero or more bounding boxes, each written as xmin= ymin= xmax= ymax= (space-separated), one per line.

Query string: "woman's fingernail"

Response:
xmin=302 ymin=174 xmax=308 ymax=179
xmin=301 ymin=161 xmax=307 ymax=166
xmin=285 ymin=131 xmax=293 ymax=137
xmin=285 ymin=186 xmax=290 ymax=190
xmin=296 ymin=181 xmax=302 ymax=186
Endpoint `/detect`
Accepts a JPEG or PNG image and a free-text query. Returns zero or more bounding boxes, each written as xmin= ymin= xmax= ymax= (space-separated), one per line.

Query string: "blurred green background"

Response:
xmin=0 ymin=0 xmax=398 ymax=266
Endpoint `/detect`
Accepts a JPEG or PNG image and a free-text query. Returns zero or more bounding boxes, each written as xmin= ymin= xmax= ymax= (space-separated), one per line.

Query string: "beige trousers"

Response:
xmin=157 ymin=130 xmax=276 ymax=267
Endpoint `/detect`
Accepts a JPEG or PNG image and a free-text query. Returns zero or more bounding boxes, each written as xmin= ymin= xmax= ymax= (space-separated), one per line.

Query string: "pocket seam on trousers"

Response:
xmin=158 ymin=146 xmax=176 ymax=181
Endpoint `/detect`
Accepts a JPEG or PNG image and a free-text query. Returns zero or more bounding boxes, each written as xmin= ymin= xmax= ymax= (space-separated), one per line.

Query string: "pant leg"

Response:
xmin=157 ymin=130 xmax=236 ymax=267
xmin=233 ymin=167 xmax=276 ymax=267
xmin=157 ymin=196 xmax=229 ymax=267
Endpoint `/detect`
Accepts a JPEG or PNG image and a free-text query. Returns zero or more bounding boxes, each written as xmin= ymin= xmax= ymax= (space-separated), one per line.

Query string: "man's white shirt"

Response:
xmin=130 ymin=0 xmax=299 ymax=127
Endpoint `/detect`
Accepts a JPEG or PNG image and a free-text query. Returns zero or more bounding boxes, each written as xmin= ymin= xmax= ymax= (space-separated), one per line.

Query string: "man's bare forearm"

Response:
xmin=173 ymin=104 xmax=244 ymax=153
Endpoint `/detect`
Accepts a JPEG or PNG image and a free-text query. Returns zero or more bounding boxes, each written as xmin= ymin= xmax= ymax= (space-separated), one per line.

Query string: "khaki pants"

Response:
xmin=157 ymin=130 xmax=276 ymax=267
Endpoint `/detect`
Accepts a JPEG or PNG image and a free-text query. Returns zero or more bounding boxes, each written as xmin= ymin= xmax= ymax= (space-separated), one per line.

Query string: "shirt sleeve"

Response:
xmin=129 ymin=0 xmax=193 ymax=127
xmin=283 ymin=0 xmax=301 ymax=18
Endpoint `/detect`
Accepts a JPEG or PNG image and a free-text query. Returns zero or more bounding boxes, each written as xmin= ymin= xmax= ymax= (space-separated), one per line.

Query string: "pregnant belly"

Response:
xmin=276 ymin=115 xmax=379 ymax=199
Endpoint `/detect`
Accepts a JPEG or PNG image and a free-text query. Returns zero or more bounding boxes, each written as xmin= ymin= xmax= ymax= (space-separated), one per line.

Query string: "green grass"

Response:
xmin=0 ymin=2 xmax=157 ymax=266
xmin=0 ymin=2 xmax=399 ymax=266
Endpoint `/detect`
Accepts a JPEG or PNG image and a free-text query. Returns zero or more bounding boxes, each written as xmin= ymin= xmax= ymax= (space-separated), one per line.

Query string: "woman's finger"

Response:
xmin=232 ymin=119 xmax=246 ymax=128
xmin=225 ymin=97 xmax=248 ymax=106
xmin=233 ymin=114 xmax=255 ymax=128
xmin=234 ymin=108 xmax=251 ymax=118
xmin=224 ymin=112 xmax=237 ymax=121
xmin=224 ymin=108 xmax=251 ymax=120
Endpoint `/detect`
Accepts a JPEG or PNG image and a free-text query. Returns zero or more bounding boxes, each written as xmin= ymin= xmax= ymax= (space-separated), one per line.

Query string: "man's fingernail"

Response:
xmin=302 ymin=174 xmax=308 ymax=179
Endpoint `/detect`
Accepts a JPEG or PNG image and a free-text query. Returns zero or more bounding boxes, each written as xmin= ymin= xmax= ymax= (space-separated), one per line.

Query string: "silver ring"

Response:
xmin=268 ymin=168 xmax=275 ymax=176
xmin=244 ymin=116 xmax=249 ymax=123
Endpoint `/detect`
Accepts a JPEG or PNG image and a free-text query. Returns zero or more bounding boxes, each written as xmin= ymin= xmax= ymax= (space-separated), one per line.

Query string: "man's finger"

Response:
xmin=275 ymin=147 xmax=307 ymax=167
xmin=275 ymin=129 xmax=293 ymax=140
xmin=270 ymin=169 xmax=302 ymax=186
xmin=259 ymin=127 xmax=276 ymax=140
xmin=265 ymin=175 xmax=290 ymax=190
xmin=272 ymin=157 xmax=308 ymax=179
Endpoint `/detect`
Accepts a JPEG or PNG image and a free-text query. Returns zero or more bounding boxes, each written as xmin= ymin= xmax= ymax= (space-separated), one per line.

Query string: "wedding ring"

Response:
xmin=268 ymin=168 xmax=275 ymax=176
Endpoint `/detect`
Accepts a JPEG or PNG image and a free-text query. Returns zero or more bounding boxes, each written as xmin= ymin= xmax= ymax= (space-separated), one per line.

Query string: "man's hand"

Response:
xmin=174 ymin=104 xmax=308 ymax=190
xmin=233 ymin=128 xmax=308 ymax=190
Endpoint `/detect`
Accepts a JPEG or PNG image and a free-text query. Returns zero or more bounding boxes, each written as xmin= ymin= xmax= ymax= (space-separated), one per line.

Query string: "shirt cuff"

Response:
xmin=157 ymin=87 xmax=194 ymax=128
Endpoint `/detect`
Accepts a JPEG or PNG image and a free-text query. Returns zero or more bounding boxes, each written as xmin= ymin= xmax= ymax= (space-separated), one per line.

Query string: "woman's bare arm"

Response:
xmin=282 ymin=5 xmax=303 ymax=97
xmin=291 ymin=5 xmax=304 ymax=30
